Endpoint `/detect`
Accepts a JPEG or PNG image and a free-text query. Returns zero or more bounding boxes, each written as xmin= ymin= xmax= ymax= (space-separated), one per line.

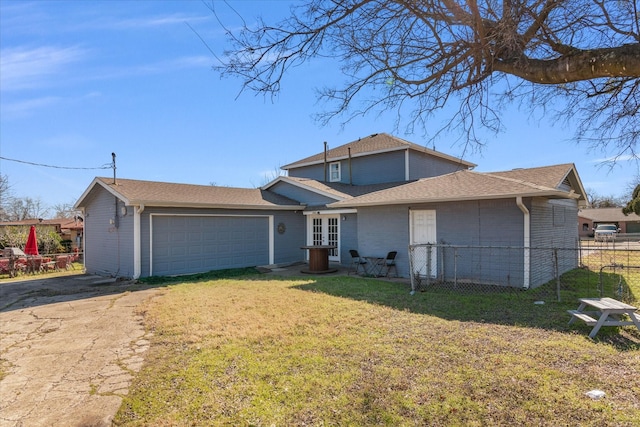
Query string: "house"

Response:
xmin=578 ymin=207 xmax=640 ymax=237
xmin=75 ymin=133 xmax=587 ymax=287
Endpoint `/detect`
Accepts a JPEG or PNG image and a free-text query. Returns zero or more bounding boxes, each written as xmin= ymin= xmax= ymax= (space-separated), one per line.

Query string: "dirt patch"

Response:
xmin=0 ymin=274 xmax=162 ymax=427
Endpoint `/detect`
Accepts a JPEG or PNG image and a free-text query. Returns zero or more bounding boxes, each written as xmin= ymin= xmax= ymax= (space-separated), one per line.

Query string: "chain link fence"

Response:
xmin=408 ymin=241 xmax=640 ymax=303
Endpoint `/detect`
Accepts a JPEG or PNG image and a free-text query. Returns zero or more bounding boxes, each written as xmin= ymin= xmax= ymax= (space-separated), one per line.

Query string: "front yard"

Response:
xmin=114 ymin=270 xmax=639 ymax=426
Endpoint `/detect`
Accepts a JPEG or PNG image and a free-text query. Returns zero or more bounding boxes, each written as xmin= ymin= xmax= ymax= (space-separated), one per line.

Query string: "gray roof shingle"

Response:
xmin=330 ymin=164 xmax=582 ymax=208
xmin=486 ymin=163 xmax=576 ymax=189
xmin=76 ymin=177 xmax=302 ymax=210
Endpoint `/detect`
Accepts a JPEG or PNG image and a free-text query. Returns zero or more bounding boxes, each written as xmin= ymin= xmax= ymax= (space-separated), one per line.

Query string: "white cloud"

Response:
xmin=111 ymin=13 xmax=210 ymax=30
xmin=0 ymin=45 xmax=88 ymax=91
xmin=89 ymin=55 xmax=213 ymax=80
xmin=591 ymin=154 xmax=639 ymax=163
xmin=1 ymin=91 xmax=101 ymax=120
xmin=1 ymin=96 xmax=61 ymax=119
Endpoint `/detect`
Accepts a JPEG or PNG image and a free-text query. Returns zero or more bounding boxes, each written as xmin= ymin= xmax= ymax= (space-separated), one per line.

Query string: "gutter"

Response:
xmin=516 ymin=197 xmax=530 ymax=289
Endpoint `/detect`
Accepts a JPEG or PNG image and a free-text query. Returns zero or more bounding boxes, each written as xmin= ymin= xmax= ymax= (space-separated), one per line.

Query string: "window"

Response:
xmin=551 ymin=205 xmax=565 ymax=226
xmin=582 ymin=223 xmax=589 ymax=231
xmin=329 ymin=162 xmax=341 ymax=182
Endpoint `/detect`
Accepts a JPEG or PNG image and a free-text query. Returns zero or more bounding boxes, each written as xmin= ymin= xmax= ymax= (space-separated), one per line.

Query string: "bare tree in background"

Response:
xmin=0 ymin=174 xmax=11 ymax=221
xmin=2 ymin=197 xmax=49 ymax=221
xmin=586 ymin=189 xmax=625 ymax=208
xmin=215 ymin=0 xmax=640 ymax=159
xmin=622 ymin=178 xmax=640 ymax=215
xmin=52 ymin=202 xmax=81 ymax=219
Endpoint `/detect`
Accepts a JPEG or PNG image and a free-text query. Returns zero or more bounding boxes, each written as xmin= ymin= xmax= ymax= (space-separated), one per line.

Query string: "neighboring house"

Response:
xmin=578 ymin=207 xmax=640 ymax=237
xmin=75 ymin=133 xmax=587 ymax=287
xmin=0 ymin=217 xmax=84 ymax=251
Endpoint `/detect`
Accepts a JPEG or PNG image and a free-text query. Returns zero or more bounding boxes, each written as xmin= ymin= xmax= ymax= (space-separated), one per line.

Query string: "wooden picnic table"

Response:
xmin=568 ymin=297 xmax=640 ymax=338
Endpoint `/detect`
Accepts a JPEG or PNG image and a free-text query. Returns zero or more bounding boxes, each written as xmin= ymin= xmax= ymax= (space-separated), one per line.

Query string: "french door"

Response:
xmin=308 ymin=215 xmax=340 ymax=261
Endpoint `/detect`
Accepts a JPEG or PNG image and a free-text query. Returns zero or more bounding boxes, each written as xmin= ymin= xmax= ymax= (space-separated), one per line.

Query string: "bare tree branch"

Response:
xmin=215 ymin=0 xmax=640 ymax=157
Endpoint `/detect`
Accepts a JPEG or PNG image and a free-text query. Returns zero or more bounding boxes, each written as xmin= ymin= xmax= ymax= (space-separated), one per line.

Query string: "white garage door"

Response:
xmin=152 ymin=215 xmax=270 ymax=276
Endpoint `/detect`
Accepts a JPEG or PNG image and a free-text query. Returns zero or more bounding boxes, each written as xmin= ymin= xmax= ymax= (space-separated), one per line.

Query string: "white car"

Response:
xmin=593 ymin=224 xmax=620 ymax=242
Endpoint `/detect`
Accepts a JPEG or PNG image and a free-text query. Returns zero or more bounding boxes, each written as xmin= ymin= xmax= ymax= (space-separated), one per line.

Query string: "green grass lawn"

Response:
xmin=114 ymin=270 xmax=640 ymax=426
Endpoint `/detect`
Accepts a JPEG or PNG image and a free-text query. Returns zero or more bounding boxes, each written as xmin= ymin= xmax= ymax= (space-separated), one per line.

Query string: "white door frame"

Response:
xmin=306 ymin=214 xmax=340 ymax=262
xmin=409 ymin=209 xmax=437 ymax=278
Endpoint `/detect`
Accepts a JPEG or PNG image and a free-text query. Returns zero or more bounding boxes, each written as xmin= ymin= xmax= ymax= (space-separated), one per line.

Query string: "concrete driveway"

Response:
xmin=0 ymin=274 xmax=162 ymax=427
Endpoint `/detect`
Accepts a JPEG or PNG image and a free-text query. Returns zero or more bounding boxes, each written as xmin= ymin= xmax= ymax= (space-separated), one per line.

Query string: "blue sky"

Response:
xmin=1 ymin=0 xmax=637 ymax=213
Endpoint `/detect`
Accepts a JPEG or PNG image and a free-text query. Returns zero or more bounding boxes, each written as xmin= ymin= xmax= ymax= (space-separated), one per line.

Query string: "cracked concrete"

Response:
xmin=0 ymin=274 xmax=161 ymax=427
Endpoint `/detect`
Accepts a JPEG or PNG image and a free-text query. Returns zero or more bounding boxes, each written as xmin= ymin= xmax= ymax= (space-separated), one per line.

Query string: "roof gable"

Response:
xmin=281 ymin=133 xmax=476 ymax=170
xmin=487 ymin=163 xmax=587 ymax=201
xmin=263 ymin=176 xmax=409 ymax=201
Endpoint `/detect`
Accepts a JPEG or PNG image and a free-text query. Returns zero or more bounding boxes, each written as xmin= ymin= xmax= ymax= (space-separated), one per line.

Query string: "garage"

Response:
xmin=151 ymin=215 xmax=271 ymax=276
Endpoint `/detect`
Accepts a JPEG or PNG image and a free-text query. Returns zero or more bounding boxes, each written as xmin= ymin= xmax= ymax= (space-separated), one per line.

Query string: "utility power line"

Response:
xmin=0 ymin=156 xmax=112 ymax=170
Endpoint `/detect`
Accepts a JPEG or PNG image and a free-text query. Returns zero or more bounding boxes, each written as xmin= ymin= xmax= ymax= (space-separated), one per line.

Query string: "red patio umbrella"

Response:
xmin=25 ymin=225 xmax=39 ymax=256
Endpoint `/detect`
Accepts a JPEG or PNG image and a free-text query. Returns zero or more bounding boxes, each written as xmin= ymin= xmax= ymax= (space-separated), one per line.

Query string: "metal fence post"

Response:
xmin=453 ymin=247 xmax=458 ymax=289
xmin=426 ymin=243 xmax=432 ymax=288
xmin=554 ymin=248 xmax=561 ymax=302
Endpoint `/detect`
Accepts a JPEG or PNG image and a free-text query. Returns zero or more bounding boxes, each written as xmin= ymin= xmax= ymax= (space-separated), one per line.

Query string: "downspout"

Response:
xmin=405 ymin=149 xmax=409 ymax=181
xmin=133 ymin=204 xmax=144 ymax=279
xmin=79 ymin=207 xmax=86 ymax=273
xmin=516 ymin=197 xmax=530 ymax=289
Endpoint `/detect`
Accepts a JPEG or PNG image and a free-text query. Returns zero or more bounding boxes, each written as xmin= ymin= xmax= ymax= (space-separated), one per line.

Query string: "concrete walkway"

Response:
xmin=0 ymin=274 xmax=162 ymax=427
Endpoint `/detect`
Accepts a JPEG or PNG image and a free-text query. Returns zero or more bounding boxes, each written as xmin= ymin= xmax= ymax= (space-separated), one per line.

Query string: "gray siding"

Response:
xmin=273 ymin=210 xmax=307 ymax=265
xmin=356 ymin=205 xmax=410 ymax=276
xmin=348 ymin=151 xmax=405 ymax=184
xmin=338 ymin=213 xmax=358 ymax=265
xmin=427 ymin=200 xmax=523 ymax=247
xmin=288 ymin=164 xmax=326 ymax=181
xmin=288 ymin=150 xmax=470 ymax=185
xmin=530 ymin=198 xmax=579 ymax=248
xmin=413 ymin=199 xmax=524 ymax=283
xmin=479 ymin=200 xmax=524 ymax=246
xmin=355 ymin=199 xmax=527 ymax=279
xmin=419 ymin=200 xmax=524 ymax=284
xmin=288 ymin=151 xmax=406 ymax=185
xmin=83 ymin=187 xmax=135 ymax=278
xmin=408 ymin=151 xmax=469 ymax=179
xmin=529 ymin=198 xmax=579 ymax=286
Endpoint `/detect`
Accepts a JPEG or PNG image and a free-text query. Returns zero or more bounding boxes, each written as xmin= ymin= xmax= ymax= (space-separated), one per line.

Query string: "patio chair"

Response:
xmin=377 ymin=251 xmax=398 ymax=277
xmin=26 ymin=257 xmax=43 ymax=274
xmin=0 ymin=258 xmax=10 ymax=275
xmin=348 ymin=249 xmax=367 ymax=275
xmin=42 ymin=257 xmax=56 ymax=272
xmin=55 ymin=255 xmax=69 ymax=271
